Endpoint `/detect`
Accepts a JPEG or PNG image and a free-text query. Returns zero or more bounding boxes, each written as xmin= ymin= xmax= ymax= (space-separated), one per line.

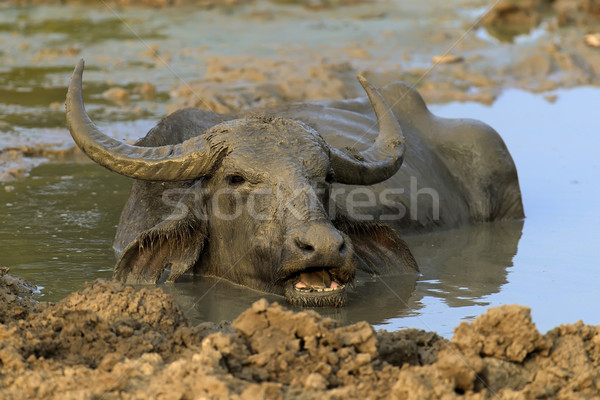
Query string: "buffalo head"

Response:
xmin=65 ymin=60 xmax=417 ymax=307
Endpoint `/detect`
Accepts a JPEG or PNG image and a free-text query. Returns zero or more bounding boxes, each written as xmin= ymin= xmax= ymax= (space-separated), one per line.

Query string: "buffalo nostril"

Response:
xmin=295 ymin=238 xmax=315 ymax=252
xmin=292 ymin=225 xmax=346 ymax=259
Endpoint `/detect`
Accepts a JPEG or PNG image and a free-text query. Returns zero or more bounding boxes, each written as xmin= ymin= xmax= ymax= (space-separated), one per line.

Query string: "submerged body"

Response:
xmin=65 ymin=60 xmax=523 ymax=307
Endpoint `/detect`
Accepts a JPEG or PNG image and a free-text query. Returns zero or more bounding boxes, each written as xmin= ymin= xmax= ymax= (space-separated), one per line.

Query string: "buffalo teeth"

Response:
xmin=294 ymin=284 xmax=345 ymax=292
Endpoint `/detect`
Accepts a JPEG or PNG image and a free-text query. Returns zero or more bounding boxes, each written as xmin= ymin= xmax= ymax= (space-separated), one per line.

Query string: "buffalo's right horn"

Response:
xmin=66 ymin=59 xmax=217 ymax=181
xmin=328 ymin=76 xmax=406 ymax=185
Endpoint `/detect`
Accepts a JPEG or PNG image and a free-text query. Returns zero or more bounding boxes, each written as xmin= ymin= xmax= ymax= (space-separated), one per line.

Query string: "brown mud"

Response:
xmin=1 ymin=271 xmax=599 ymax=399
xmin=0 ymin=143 xmax=86 ymax=182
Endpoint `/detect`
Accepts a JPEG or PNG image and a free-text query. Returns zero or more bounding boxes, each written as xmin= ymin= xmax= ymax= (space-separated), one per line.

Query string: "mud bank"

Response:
xmin=169 ymin=35 xmax=600 ymax=115
xmin=1 ymin=271 xmax=599 ymax=399
xmin=164 ymin=0 xmax=600 ymax=112
xmin=165 ymin=5 xmax=600 ymax=116
xmin=0 ymin=142 xmax=84 ymax=182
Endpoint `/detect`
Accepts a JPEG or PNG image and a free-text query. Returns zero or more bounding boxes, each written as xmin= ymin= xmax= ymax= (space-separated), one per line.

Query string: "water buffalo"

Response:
xmin=65 ymin=60 xmax=524 ymax=307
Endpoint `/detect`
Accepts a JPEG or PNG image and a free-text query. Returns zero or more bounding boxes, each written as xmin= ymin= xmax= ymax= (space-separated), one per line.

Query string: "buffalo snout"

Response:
xmin=282 ymin=222 xmax=355 ymax=307
xmin=288 ymin=223 xmax=348 ymax=268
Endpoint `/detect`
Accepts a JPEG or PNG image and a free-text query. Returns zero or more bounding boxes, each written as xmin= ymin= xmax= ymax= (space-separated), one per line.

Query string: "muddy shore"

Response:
xmin=1 ymin=269 xmax=599 ymax=399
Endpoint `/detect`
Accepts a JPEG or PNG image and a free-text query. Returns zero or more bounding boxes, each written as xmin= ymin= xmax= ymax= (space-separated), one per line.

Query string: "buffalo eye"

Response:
xmin=325 ymin=172 xmax=335 ymax=183
xmin=226 ymin=174 xmax=246 ymax=186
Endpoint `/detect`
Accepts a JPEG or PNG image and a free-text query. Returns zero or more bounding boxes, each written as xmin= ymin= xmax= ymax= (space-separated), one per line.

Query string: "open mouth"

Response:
xmin=284 ymin=267 xmax=348 ymax=307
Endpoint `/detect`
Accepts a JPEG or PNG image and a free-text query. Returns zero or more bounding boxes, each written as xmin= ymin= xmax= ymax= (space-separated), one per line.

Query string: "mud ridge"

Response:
xmin=1 ymin=272 xmax=599 ymax=399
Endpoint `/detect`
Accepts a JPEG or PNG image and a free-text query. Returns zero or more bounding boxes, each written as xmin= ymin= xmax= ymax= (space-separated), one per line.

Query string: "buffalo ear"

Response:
xmin=334 ymin=215 xmax=418 ymax=275
xmin=113 ymin=179 xmax=209 ymax=284
xmin=114 ymin=222 xmax=207 ymax=284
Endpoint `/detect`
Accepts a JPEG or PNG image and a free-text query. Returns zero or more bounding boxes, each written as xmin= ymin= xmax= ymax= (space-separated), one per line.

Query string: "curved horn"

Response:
xmin=66 ymin=59 xmax=217 ymax=181
xmin=329 ymin=76 xmax=406 ymax=185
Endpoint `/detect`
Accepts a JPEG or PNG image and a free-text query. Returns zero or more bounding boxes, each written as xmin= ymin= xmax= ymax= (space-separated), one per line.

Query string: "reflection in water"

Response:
xmin=370 ymin=221 xmax=524 ymax=335
xmin=159 ymin=220 xmax=524 ymax=330
xmin=475 ymin=22 xmax=549 ymax=45
xmin=160 ymin=272 xmax=419 ymax=328
xmin=408 ymin=220 xmax=523 ymax=308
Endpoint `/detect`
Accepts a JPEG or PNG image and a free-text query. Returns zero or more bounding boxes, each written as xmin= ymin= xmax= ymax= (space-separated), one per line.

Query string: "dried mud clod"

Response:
xmin=1 ymin=274 xmax=600 ymax=399
xmin=481 ymin=0 xmax=600 ymax=38
xmin=0 ymin=267 xmax=40 ymax=323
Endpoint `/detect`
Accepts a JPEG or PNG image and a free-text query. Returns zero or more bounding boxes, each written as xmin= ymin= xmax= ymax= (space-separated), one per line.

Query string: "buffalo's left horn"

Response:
xmin=66 ymin=59 xmax=217 ymax=181
xmin=328 ymin=76 xmax=406 ymax=185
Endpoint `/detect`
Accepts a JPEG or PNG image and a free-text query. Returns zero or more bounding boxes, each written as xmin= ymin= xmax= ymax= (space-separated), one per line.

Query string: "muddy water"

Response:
xmin=1 ymin=1 xmax=599 ymax=337
xmin=0 ymin=163 xmax=130 ymax=299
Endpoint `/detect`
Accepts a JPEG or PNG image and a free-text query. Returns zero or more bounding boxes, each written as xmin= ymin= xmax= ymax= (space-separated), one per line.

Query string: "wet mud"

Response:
xmin=165 ymin=0 xmax=600 ymax=113
xmin=1 ymin=272 xmax=599 ymax=399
